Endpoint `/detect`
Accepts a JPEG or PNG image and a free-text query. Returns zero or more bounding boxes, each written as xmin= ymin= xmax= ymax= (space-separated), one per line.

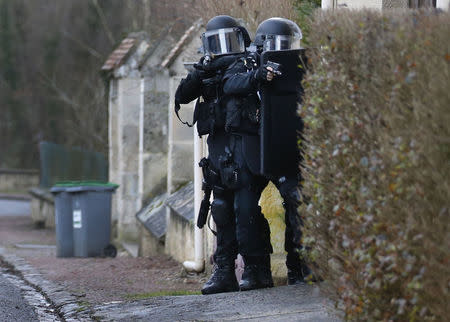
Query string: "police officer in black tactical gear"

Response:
xmin=174 ymin=15 xmax=253 ymax=295
xmin=221 ymin=45 xmax=276 ymax=293
xmin=224 ymin=17 xmax=313 ymax=286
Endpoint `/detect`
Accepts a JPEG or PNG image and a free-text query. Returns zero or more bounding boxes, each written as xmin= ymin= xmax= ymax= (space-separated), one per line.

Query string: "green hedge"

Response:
xmin=301 ymin=9 xmax=449 ymax=320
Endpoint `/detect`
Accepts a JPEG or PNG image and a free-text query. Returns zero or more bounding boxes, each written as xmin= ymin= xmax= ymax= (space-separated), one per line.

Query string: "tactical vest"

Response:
xmin=224 ymin=58 xmax=261 ymax=135
xmin=193 ymin=72 xmax=227 ymax=137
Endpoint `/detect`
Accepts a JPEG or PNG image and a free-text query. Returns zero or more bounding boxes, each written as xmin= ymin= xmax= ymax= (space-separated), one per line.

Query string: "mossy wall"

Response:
xmin=260 ymin=182 xmax=288 ymax=279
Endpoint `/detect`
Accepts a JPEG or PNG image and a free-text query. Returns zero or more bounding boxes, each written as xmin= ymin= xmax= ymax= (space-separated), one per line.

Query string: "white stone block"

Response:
xmin=142 ymin=153 xmax=167 ymax=198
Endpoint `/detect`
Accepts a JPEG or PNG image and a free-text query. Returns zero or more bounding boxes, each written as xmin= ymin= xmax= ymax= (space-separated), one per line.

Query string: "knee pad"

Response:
xmin=211 ymin=197 xmax=232 ymax=227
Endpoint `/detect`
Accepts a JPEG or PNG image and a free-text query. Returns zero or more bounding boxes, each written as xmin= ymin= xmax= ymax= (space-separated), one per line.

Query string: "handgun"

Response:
xmin=265 ymin=61 xmax=282 ymax=76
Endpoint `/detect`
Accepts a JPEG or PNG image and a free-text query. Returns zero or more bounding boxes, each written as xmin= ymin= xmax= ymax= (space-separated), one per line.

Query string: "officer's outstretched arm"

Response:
xmin=223 ymin=72 xmax=258 ymax=96
xmin=222 ymin=60 xmax=259 ymax=96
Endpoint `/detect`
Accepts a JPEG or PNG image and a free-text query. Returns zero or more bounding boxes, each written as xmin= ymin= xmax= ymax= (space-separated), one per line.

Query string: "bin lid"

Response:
xmin=50 ymin=181 xmax=119 ymax=193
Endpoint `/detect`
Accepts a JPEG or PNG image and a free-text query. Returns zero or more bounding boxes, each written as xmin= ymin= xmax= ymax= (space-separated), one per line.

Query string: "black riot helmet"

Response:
xmin=254 ymin=18 xmax=302 ymax=51
xmin=202 ymin=15 xmax=251 ymax=57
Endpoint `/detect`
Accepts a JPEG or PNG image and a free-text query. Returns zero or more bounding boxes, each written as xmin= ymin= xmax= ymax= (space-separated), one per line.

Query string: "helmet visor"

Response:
xmin=202 ymin=28 xmax=245 ymax=56
xmin=263 ymin=35 xmax=301 ymax=51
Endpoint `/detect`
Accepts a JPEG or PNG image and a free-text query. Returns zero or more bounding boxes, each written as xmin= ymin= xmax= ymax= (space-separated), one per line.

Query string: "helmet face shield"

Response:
xmin=202 ymin=28 xmax=245 ymax=56
xmin=263 ymin=34 xmax=301 ymax=51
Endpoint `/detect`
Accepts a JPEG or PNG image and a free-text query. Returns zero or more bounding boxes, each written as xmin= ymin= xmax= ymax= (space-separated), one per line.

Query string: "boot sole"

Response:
xmin=239 ymin=283 xmax=273 ymax=291
xmin=201 ymin=285 xmax=239 ymax=295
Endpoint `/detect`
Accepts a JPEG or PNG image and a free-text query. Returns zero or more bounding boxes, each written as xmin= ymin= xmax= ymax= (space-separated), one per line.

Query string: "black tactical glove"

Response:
xmin=196 ymin=54 xmax=236 ymax=71
xmin=205 ymin=55 xmax=237 ymax=71
xmin=254 ymin=64 xmax=271 ymax=82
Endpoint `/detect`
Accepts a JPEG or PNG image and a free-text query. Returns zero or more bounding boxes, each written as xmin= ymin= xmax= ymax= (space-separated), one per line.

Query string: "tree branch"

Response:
xmin=91 ymin=0 xmax=116 ymax=46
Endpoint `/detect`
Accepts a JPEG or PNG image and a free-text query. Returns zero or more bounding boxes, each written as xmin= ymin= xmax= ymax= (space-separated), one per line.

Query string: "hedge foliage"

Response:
xmin=301 ymin=9 xmax=450 ymax=321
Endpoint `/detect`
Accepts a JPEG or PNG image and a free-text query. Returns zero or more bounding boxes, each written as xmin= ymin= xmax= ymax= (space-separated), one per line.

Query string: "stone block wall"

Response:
xmin=138 ymin=225 xmax=165 ymax=256
xmin=29 ymin=187 xmax=54 ymax=228
xmin=0 ymin=168 xmax=39 ymax=194
xmin=260 ymin=182 xmax=289 ymax=281
xmin=165 ymin=209 xmax=195 ymax=263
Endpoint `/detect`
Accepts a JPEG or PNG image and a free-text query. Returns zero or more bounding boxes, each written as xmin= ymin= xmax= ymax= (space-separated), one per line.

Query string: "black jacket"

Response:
xmin=222 ymin=58 xmax=262 ymax=175
xmin=174 ymin=55 xmax=240 ymax=170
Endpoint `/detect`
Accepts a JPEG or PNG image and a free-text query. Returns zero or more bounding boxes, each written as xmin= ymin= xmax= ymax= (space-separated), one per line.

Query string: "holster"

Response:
xmin=219 ymin=151 xmax=240 ymax=190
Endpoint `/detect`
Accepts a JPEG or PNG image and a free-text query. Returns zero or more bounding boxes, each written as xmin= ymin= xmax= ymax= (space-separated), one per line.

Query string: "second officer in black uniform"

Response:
xmin=221 ymin=47 xmax=275 ymax=292
xmin=223 ymin=17 xmax=313 ymax=287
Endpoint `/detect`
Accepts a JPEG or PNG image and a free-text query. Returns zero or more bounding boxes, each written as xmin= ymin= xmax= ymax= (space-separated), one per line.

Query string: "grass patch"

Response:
xmin=124 ymin=290 xmax=201 ymax=300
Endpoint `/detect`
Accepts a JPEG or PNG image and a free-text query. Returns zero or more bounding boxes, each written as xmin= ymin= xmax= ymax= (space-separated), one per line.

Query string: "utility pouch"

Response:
xmin=219 ymin=153 xmax=240 ymax=190
xmin=194 ymin=99 xmax=213 ymax=136
xmin=225 ymin=98 xmax=242 ymax=132
xmin=242 ymin=95 xmax=260 ymax=124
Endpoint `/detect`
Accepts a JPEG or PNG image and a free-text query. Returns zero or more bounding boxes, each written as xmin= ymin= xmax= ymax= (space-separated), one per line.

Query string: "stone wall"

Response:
xmin=165 ymin=210 xmax=195 ymax=263
xmin=260 ymin=183 xmax=289 ymax=281
xmin=29 ymin=187 xmax=54 ymax=228
xmin=138 ymin=225 xmax=165 ymax=256
xmin=0 ymin=168 xmax=39 ymax=194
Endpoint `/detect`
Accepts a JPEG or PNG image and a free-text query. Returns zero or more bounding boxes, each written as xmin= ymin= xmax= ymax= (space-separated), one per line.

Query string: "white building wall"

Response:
xmin=437 ymin=0 xmax=450 ymax=10
xmin=337 ymin=0 xmax=382 ymax=9
xmin=324 ymin=0 xmax=410 ymax=9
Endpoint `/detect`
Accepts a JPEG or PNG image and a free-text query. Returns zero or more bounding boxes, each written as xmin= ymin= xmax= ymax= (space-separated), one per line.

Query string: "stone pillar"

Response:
xmin=116 ymin=78 xmax=141 ymax=242
xmin=109 ymin=79 xmax=120 ymax=230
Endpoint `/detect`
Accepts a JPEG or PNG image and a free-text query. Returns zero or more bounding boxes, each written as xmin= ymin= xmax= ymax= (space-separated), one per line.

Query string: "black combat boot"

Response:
xmin=287 ymin=255 xmax=314 ymax=285
xmin=258 ymin=255 xmax=274 ymax=288
xmin=240 ymin=256 xmax=273 ymax=291
xmin=287 ymin=267 xmax=305 ymax=285
xmin=201 ymin=257 xmax=239 ymax=295
xmin=239 ymin=264 xmax=260 ymax=291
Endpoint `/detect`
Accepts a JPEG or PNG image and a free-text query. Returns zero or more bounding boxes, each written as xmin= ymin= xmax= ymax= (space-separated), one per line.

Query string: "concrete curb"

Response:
xmin=0 ymin=193 xmax=31 ymax=201
xmin=0 ymin=247 xmax=94 ymax=321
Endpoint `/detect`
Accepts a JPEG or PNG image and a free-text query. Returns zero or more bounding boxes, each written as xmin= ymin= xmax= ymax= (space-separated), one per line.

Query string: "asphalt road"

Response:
xmin=0 ymin=198 xmax=39 ymax=321
xmin=0 ymin=269 xmax=38 ymax=322
xmin=0 ymin=199 xmax=30 ymax=217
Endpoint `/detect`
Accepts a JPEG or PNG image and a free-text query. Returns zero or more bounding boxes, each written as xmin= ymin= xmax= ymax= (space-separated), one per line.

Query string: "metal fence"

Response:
xmin=39 ymin=141 xmax=108 ymax=188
